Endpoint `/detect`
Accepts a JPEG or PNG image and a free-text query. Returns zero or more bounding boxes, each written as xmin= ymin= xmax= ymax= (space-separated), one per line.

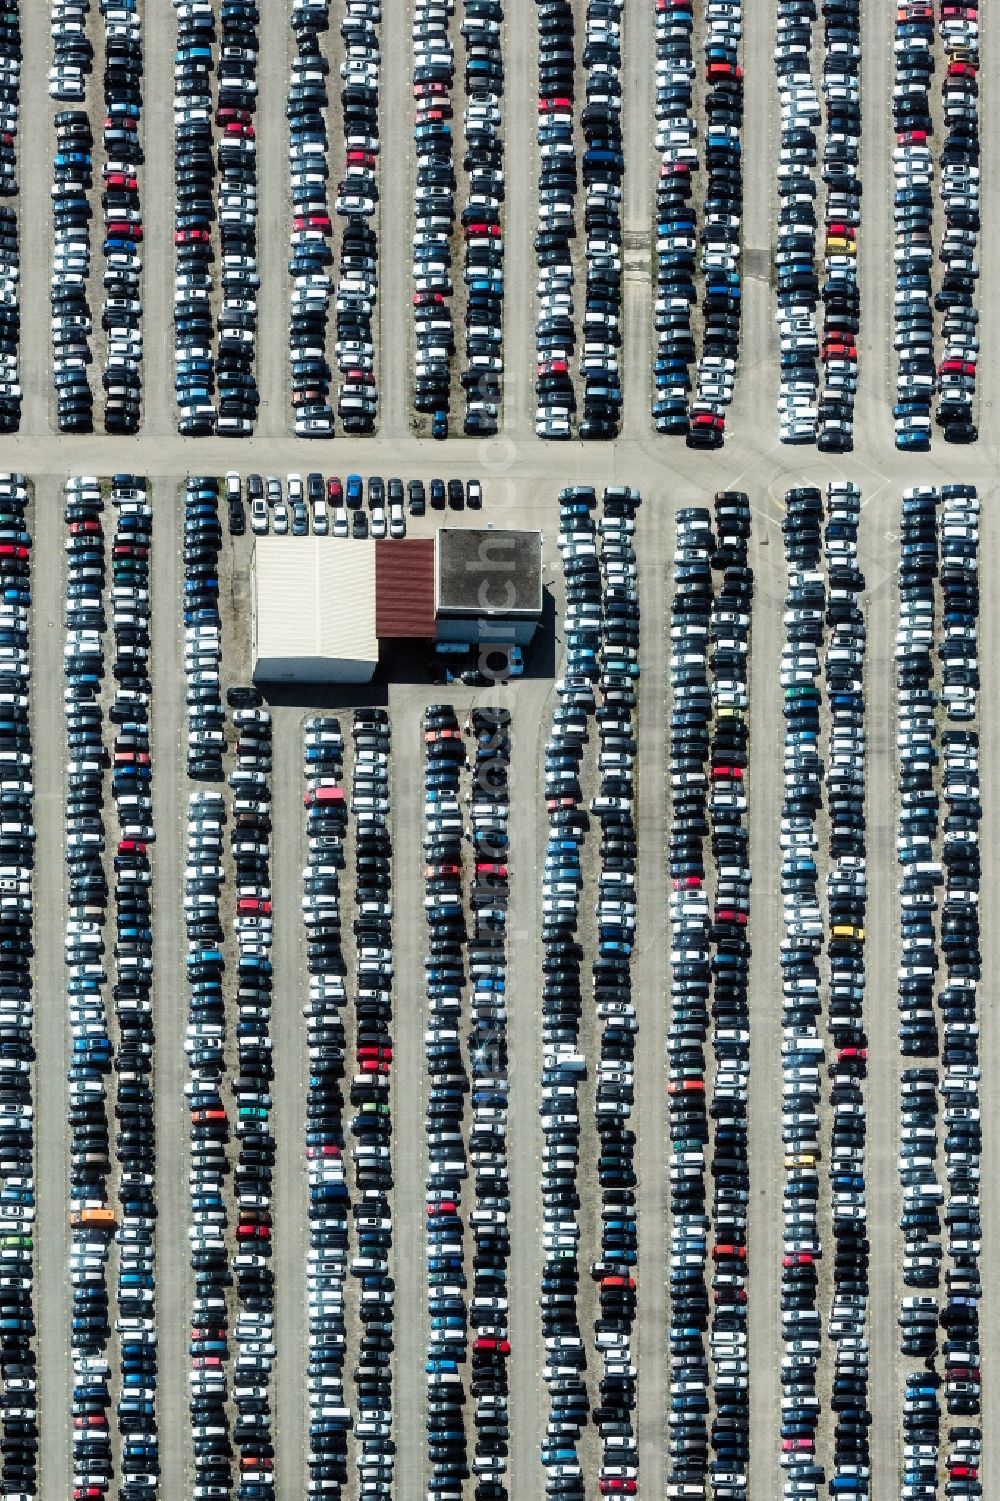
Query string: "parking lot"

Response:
xmin=1 ymin=0 xmax=1000 ymax=1498
xmin=2 ymin=465 xmax=992 ymax=1501
xmin=2 ymin=0 xmax=994 ymax=447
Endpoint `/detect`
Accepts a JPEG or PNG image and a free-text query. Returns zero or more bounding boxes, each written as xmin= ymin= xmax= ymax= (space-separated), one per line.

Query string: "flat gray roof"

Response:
xmin=435 ymin=528 xmax=543 ymax=617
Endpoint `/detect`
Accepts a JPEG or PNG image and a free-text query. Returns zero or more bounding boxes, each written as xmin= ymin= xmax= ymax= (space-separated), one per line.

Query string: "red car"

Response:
xmin=107 ymin=222 xmax=143 ymax=239
xmin=476 ymin=862 xmax=508 ymax=877
xmin=235 ymin=1223 xmax=270 ymax=1241
xmin=539 ymin=96 xmax=572 ymax=111
xmin=474 ymin=1337 xmax=511 ymax=1354
xmin=326 ymin=475 xmax=342 ymax=504
xmin=427 ymin=1201 xmax=457 ymax=1216
xmin=673 ymin=876 xmax=702 ymax=889
xmin=175 ymin=227 xmax=209 ymax=244
xmin=105 ymin=173 xmax=137 ymax=191
xmin=667 ymin=1078 xmax=704 ymax=1095
xmin=599 ymin=1480 xmax=637 ymax=1495
xmin=0 ymin=544 xmax=27 ymax=560
xmin=237 ymin=898 xmax=271 ymax=915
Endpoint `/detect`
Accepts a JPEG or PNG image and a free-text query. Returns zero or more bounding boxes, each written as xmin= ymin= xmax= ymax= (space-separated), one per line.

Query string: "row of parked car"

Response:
xmin=51 ymin=97 xmax=95 ymax=433
xmin=63 ymin=474 xmax=158 ymax=1501
xmin=334 ymin=0 xmax=380 ymax=434
xmin=183 ymin=787 xmax=234 ymax=1500
xmin=0 ymin=5 xmax=19 ymax=434
xmin=172 ymin=0 xmax=260 ymax=435
xmin=464 ymin=709 xmax=512 ymax=1486
xmin=420 ymin=703 xmax=515 ymax=1494
xmin=933 ymin=2 xmax=979 ymax=443
xmin=575 ymin=0 xmax=624 ymax=440
xmin=539 ymin=484 xmax=641 ymax=1498
xmin=894 ymin=484 xmax=981 ymax=1501
xmin=106 ymin=479 xmax=158 ymax=1501
xmin=343 ymin=708 xmax=395 ymax=1492
xmin=101 ymin=0 xmax=144 ymax=434
xmin=411 ymin=0 xmax=455 ymax=438
xmin=776 ymin=483 xmax=871 ymax=1501
xmin=892 ymin=1 xmax=977 ymax=448
xmin=227 ymin=704 xmax=277 ymax=1497
xmin=286 ymin=3 xmax=335 ymax=437
xmin=287 ymin=0 xmax=381 ymax=437
xmin=774 ymin=0 xmax=861 ymax=450
xmin=214 ymin=0 xmax=259 ymax=437
xmin=583 ymin=489 xmax=639 ymax=1494
xmin=184 ymin=476 xmax=225 ymax=779
xmin=172 ymin=0 xmax=217 ymax=432
xmin=458 ymin=0 xmax=503 ymax=437
xmin=0 ymin=474 xmax=35 ymax=1501
xmin=179 ymin=469 xmax=235 ymax=1499
xmin=420 ymin=706 xmax=472 ymax=1494
xmin=299 ymin=714 xmax=353 ymax=1493
xmin=818 ymin=487 xmax=870 ymax=1496
xmin=818 ymin=0 xmax=861 ymax=452
xmin=652 ymin=0 xmax=743 ymax=446
xmin=666 ymin=493 xmax=751 ymax=1501
xmin=533 ymin=0 xmax=577 ymax=440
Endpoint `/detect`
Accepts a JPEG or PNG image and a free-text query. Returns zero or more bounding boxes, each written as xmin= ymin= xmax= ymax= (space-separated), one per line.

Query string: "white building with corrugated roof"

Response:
xmin=251 ymin=538 xmax=379 ymax=683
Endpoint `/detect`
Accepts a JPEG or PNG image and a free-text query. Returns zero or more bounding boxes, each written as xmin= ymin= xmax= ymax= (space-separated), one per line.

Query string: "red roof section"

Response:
xmin=375 ymin=539 xmax=436 ymax=638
